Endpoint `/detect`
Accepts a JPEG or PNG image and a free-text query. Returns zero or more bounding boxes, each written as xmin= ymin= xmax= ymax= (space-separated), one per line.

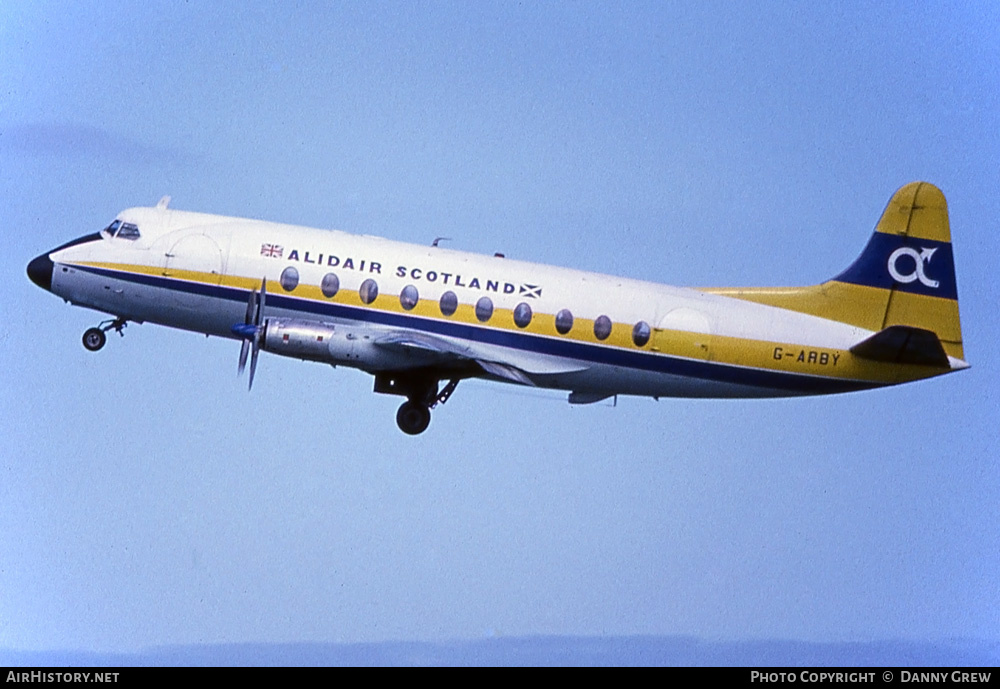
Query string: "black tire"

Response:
xmin=396 ymin=401 xmax=431 ymax=435
xmin=82 ymin=327 xmax=107 ymax=352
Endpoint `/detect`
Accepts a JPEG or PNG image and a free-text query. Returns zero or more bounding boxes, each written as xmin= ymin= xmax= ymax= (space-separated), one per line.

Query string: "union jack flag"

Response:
xmin=260 ymin=243 xmax=283 ymax=258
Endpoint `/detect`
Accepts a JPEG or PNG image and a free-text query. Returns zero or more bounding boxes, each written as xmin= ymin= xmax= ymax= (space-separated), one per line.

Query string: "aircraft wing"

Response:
xmin=374 ymin=329 xmax=589 ymax=385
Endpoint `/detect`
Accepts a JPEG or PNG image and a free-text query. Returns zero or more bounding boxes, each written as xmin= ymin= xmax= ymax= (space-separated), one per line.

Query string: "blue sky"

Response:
xmin=1 ymin=2 xmax=998 ymax=658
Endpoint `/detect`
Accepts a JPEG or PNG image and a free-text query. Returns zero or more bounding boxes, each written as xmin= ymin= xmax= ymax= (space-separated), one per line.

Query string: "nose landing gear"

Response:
xmin=82 ymin=318 xmax=127 ymax=352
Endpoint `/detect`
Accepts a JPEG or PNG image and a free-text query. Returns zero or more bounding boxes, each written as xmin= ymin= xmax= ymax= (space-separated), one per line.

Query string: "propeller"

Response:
xmin=231 ymin=278 xmax=267 ymax=390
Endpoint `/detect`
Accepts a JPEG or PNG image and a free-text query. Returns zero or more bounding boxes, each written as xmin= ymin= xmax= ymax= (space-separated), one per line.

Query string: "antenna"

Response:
xmin=432 ymin=237 xmax=451 ymax=247
xmin=156 ymin=196 xmax=171 ymax=210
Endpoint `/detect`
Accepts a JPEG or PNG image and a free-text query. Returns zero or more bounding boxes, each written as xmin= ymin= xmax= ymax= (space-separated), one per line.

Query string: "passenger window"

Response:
xmin=555 ymin=309 xmax=574 ymax=335
xmin=632 ymin=321 xmax=651 ymax=347
xmin=513 ymin=302 xmax=532 ymax=328
xmin=593 ymin=315 xmax=612 ymax=341
xmin=321 ymin=273 xmax=340 ymax=298
xmin=359 ymin=278 xmax=379 ymax=304
xmin=116 ymin=223 xmax=140 ymax=240
xmin=475 ymin=296 xmax=493 ymax=322
xmin=280 ymin=266 xmax=299 ymax=292
xmin=400 ymin=285 xmax=419 ymax=311
xmin=439 ymin=291 xmax=458 ymax=316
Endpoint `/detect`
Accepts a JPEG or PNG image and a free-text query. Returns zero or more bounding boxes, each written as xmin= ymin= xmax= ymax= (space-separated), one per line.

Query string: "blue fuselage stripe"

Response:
xmin=71 ymin=263 xmax=879 ymax=394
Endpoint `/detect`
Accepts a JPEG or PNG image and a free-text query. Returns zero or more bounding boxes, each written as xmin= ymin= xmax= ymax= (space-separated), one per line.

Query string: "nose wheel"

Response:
xmin=82 ymin=328 xmax=107 ymax=351
xmin=82 ymin=318 xmax=127 ymax=352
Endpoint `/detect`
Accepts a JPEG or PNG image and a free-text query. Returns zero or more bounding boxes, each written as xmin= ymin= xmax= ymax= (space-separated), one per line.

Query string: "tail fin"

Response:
xmin=702 ymin=182 xmax=965 ymax=360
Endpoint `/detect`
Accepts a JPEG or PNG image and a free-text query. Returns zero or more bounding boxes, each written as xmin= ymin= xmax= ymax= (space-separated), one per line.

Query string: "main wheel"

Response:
xmin=82 ymin=327 xmax=107 ymax=352
xmin=396 ymin=401 xmax=431 ymax=435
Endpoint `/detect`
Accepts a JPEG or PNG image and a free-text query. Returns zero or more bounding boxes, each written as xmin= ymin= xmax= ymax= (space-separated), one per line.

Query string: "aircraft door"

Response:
xmin=654 ymin=308 xmax=713 ymax=360
xmin=161 ymin=233 xmax=224 ymax=308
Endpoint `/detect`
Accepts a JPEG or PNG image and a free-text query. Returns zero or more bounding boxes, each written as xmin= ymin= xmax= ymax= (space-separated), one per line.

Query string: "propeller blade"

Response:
xmin=234 ymin=277 xmax=268 ymax=390
xmin=248 ymin=343 xmax=260 ymax=391
xmin=244 ymin=287 xmax=257 ymax=325
xmin=256 ymin=278 xmax=267 ymax=325
xmin=236 ymin=283 xmax=258 ymax=376
xmin=238 ymin=339 xmax=250 ymax=375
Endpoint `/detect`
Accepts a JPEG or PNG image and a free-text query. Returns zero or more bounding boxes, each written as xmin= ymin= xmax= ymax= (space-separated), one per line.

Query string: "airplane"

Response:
xmin=26 ymin=182 xmax=967 ymax=435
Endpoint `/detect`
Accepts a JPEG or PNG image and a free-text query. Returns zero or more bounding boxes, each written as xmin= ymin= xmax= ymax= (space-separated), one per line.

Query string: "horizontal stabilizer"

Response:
xmin=850 ymin=325 xmax=950 ymax=367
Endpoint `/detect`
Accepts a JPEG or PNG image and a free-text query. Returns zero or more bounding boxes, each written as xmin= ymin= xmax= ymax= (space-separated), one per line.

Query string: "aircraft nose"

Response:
xmin=27 ymin=252 xmax=54 ymax=292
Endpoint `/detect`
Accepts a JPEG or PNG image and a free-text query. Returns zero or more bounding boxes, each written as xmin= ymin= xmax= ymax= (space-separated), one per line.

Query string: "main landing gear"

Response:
xmin=396 ymin=401 xmax=432 ymax=436
xmin=82 ymin=318 xmax=127 ymax=352
xmin=392 ymin=377 xmax=461 ymax=436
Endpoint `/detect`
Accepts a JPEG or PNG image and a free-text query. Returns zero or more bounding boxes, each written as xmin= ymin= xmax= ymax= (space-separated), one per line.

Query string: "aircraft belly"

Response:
xmin=525 ymin=360 xmax=805 ymax=399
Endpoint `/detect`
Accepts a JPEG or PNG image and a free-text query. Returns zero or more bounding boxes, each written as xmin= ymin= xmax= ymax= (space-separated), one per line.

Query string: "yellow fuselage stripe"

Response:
xmin=75 ymin=260 xmax=948 ymax=387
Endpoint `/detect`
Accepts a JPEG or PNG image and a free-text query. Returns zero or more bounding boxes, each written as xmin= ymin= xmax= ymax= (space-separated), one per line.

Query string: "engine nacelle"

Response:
xmin=261 ymin=318 xmax=422 ymax=370
xmin=262 ymin=319 xmax=339 ymax=363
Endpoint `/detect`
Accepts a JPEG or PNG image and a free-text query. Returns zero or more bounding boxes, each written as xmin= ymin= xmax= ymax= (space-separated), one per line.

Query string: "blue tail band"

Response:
xmin=832 ymin=232 xmax=957 ymax=300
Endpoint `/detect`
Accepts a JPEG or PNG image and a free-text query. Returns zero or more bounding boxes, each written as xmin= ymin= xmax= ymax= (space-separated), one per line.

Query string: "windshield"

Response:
xmin=102 ymin=219 xmax=140 ymax=240
xmin=117 ymin=223 xmax=140 ymax=240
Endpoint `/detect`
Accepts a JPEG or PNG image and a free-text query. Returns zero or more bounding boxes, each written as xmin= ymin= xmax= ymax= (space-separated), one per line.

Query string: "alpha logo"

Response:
xmin=888 ymin=247 xmax=939 ymax=288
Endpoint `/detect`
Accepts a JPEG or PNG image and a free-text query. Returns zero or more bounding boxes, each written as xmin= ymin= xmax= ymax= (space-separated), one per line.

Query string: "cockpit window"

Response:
xmin=101 ymin=219 xmax=140 ymax=240
xmin=116 ymin=223 xmax=140 ymax=240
